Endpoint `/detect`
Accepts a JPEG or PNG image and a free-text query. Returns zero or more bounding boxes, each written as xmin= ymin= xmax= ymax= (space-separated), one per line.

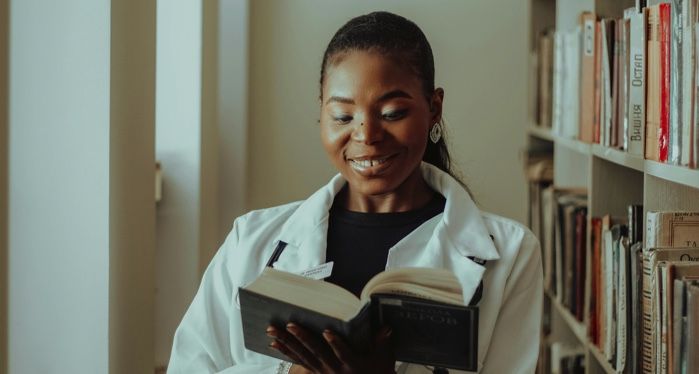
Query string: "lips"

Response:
xmin=347 ymin=153 xmax=397 ymax=176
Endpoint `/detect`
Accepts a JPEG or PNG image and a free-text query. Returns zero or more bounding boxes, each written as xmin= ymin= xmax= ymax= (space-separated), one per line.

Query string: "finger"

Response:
xmin=374 ymin=326 xmax=395 ymax=357
xmin=286 ymin=323 xmax=342 ymax=370
xmin=267 ymin=326 xmax=321 ymax=371
xmin=322 ymin=329 xmax=355 ymax=365
xmin=269 ymin=339 xmax=305 ymax=367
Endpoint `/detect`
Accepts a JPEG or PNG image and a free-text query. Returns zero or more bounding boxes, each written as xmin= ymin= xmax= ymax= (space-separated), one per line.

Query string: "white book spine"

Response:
xmin=694 ymin=25 xmax=699 ymax=168
xmin=604 ymin=230 xmax=615 ymax=360
xmin=602 ymin=22 xmax=613 ymax=148
xmin=617 ymin=239 xmax=628 ymax=372
xmin=552 ymin=32 xmax=564 ymax=137
xmin=646 ymin=211 xmax=659 ymax=249
xmin=670 ymin=0 xmax=684 ymax=165
xmin=629 ymin=12 xmax=647 ymax=156
xmin=680 ymin=0 xmax=694 ymax=165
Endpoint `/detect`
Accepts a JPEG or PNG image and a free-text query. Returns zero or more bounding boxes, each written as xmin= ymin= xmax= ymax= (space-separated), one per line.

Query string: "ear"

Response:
xmin=429 ymin=88 xmax=444 ymax=124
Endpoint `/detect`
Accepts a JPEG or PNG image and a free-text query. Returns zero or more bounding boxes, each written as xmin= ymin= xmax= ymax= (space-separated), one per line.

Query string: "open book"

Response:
xmin=239 ymin=267 xmax=478 ymax=371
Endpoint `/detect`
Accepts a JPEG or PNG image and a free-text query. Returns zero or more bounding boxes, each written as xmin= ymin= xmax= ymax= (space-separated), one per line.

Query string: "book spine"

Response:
xmin=580 ymin=12 xmax=597 ymax=143
xmin=647 ymin=6 xmax=662 ymax=161
xmin=553 ymin=32 xmax=564 ymax=136
xmin=616 ymin=238 xmax=628 ymax=372
xmin=694 ymin=23 xmax=699 ymax=168
xmin=604 ymin=21 xmax=614 ymax=147
xmin=660 ymin=3 xmax=671 ymax=162
xmin=641 ymin=252 xmax=655 ymax=373
xmin=686 ymin=283 xmax=699 ymax=373
xmin=629 ymin=11 xmax=647 ymax=156
xmin=631 ymin=245 xmax=644 ymax=374
xmin=646 ymin=211 xmax=659 ymax=249
xmin=622 ymin=19 xmax=631 ymax=151
xmin=680 ymin=0 xmax=694 ymax=165
xmin=657 ymin=263 xmax=667 ymax=374
xmin=604 ymin=230 xmax=615 ymax=360
xmin=613 ymin=22 xmax=621 ymax=148
xmin=595 ymin=21 xmax=603 ymax=144
xmin=672 ymin=279 xmax=685 ymax=374
xmin=670 ymin=0 xmax=684 ymax=165
xmin=665 ymin=263 xmax=675 ymax=374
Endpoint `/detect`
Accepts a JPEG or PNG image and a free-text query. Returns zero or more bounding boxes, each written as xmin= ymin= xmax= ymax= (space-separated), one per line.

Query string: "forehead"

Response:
xmin=322 ymin=51 xmax=423 ymax=100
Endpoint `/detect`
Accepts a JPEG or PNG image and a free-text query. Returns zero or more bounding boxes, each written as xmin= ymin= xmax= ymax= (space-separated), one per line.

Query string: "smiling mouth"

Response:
xmin=347 ymin=154 xmax=397 ymax=175
xmin=349 ymin=156 xmax=390 ymax=168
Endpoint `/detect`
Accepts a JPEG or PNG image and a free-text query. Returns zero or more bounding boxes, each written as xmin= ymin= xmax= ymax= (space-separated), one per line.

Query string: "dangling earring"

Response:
xmin=429 ymin=122 xmax=442 ymax=143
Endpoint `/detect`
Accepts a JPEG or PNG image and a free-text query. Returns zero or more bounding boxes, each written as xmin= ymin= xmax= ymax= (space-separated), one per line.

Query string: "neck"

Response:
xmin=341 ymin=168 xmax=435 ymax=213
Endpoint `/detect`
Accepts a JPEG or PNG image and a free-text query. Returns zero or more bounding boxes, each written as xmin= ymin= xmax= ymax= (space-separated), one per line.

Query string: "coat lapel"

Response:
xmin=267 ymin=162 xmax=500 ymax=304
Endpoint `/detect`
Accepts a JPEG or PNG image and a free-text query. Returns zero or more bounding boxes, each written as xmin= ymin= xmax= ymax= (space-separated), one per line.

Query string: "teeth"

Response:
xmin=350 ymin=157 xmax=389 ymax=169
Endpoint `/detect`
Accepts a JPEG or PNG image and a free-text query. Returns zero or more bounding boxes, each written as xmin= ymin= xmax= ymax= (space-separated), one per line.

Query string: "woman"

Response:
xmin=169 ymin=11 xmax=542 ymax=374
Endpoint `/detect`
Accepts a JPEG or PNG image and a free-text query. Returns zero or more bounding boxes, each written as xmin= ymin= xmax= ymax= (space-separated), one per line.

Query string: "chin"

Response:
xmin=347 ymin=178 xmax=400 ymax=196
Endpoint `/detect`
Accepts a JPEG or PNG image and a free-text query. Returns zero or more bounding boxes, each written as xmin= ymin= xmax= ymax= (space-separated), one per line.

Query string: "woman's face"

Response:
xmin=320 ymin=51 xmax=443 ymax=199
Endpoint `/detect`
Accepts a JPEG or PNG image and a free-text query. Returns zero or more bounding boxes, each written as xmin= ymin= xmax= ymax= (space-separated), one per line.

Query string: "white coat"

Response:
xmin=168 ymin=163 xmax=543 ymax=374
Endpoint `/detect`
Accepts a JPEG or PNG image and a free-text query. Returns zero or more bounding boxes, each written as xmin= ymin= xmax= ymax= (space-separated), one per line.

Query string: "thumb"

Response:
xmin=374 ymin=326 xmax=393 ymax=351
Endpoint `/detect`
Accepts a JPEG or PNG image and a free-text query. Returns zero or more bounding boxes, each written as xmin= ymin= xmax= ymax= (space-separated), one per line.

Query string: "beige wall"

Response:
xmin=109 ymin=0 xmax=156 ymax=373
xmin=0 ymin=0 xmax=7 ymax=372
xmin=8 ymin=0 xmax=155 ymax=372
xmin=247 ymin=0 xmax=529 ymax=223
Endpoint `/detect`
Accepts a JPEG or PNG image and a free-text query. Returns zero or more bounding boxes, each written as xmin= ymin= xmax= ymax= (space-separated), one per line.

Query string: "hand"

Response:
xmin=266 ymin=323 xmax=395 ymax=374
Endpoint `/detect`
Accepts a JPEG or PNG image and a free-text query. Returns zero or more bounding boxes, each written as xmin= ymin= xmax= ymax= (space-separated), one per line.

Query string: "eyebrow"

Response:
xmin=325 ymin=89 xmax=414 ymax=106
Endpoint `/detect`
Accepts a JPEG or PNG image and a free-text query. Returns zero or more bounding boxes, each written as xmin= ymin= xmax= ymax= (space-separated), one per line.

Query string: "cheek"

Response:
xmin=320 ymin=124 xmax=351 ymax=159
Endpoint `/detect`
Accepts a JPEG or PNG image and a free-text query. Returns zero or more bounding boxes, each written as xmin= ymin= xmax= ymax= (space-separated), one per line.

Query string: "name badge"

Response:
xmin=297 ymin=261 xmax=334 ymax=280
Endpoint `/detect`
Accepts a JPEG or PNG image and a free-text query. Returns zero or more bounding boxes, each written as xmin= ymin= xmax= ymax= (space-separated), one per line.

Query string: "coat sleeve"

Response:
xmin=480 ymin=231 xmax=543 ymax=374
xmin=167 ymin=218 xmax=283 ymax=374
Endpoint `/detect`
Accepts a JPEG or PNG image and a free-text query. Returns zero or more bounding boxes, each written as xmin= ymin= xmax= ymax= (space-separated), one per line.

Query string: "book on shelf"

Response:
xmin=641 ymin=246 xmax=699 ymax=373
xmin=580 ymin=11 xmax=597 ymax=143
xmin=646 ymin=3 xmax=671 ymax=163
xmin=628 ymin=7 xmax=647 ymax=156
xmin=532 ymin=2 xmax=699 ymax=169
xmin=239 ymin=267 xmax=479 ymax=371
xmin=538 ymin=30 xmax=554 ymax=129
xmin=553 ymin=190 xmax=587 ymax=310
xmin=646 ymin=211 xmax=699 ymax=248
xmin=685 ymin=281 xmax=699 ymax=373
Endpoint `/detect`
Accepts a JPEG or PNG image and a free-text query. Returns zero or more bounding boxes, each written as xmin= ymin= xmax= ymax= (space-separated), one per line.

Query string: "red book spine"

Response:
xmin=659 ymin=3 xmax=671 ymax=162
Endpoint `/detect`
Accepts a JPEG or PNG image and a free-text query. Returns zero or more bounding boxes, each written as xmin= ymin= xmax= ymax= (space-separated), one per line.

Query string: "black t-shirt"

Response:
xmin=324 ymin=194 xmax=446 ymax=297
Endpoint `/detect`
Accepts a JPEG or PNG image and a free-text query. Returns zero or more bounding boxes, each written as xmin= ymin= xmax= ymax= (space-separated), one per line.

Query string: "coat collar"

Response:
xmin=272 ymin=162 xmax=500 ymax=301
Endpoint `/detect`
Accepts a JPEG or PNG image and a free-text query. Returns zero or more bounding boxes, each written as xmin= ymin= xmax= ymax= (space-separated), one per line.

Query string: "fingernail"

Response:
xmin=266 ymin=326 xmax=277 ymax=337
xmin=269 ymin=340 xmax=279 ymax=349
xmin=322 ymin=330 xmax=333 ymax=342
xmin=286 ymin=323 xmax=298 ymax=335
xmin=383 ymin=327 xmax=393 ymax=337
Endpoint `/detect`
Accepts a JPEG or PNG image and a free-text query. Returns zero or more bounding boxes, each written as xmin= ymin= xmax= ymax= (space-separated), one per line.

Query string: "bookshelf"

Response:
xmin=528 ymin=0 xmax=699 ymax=373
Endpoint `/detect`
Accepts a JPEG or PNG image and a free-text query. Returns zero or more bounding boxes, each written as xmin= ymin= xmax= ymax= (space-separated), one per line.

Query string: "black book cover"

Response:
xmin=239 ymin=288 xmax=479 ymax=371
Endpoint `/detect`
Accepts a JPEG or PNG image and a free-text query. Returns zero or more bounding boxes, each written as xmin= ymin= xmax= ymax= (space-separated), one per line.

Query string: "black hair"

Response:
xmin=319 ymin=11 xmax=469 ymax=191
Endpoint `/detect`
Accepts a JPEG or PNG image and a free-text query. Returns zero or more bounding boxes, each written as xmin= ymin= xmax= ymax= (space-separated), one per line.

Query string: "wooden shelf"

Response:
xmin=527 ymin=126 xmax=699 ymax=188
xmin=545 ymin=292 xmax=617 ymax=374
xmin=546 ymin=291 xmax=587 ymax=344
xmin=645 ymin=159 xmax=699 ymax=189
xmin=528 ymin=126 xmax=555 ymax=141
xmin=587 ymin=343 xmax=617 ymax=374
xmin=591 ymin=144 xmax=645 ymax=173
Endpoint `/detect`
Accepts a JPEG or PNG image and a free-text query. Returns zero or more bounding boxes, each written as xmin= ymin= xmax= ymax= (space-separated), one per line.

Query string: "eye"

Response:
xmin=382 ymin=109 xmax=408 ymax=121
xmin=333 ymin=115 xmax=353 ymax=125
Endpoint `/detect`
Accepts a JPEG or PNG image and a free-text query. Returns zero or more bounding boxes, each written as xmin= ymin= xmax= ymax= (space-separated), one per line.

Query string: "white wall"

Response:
xmin=247 ymin=0 xmax=530 ymax=223
xmin=155 ymin=0 xmax=228 ymax=366
xmin=8 ymin=0 xmax=155 ymax=372
xmin=9 ymin=1 xmax=111 ymax=371
xmin=218 ymin=0 xmax=249 ymax=241
xmin=0 ymin=0 xmax=7 ymax=372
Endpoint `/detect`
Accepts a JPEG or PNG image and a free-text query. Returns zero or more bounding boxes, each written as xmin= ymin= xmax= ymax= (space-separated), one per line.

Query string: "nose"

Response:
xmin=351 ymin=118 xmax=384 ymax=144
